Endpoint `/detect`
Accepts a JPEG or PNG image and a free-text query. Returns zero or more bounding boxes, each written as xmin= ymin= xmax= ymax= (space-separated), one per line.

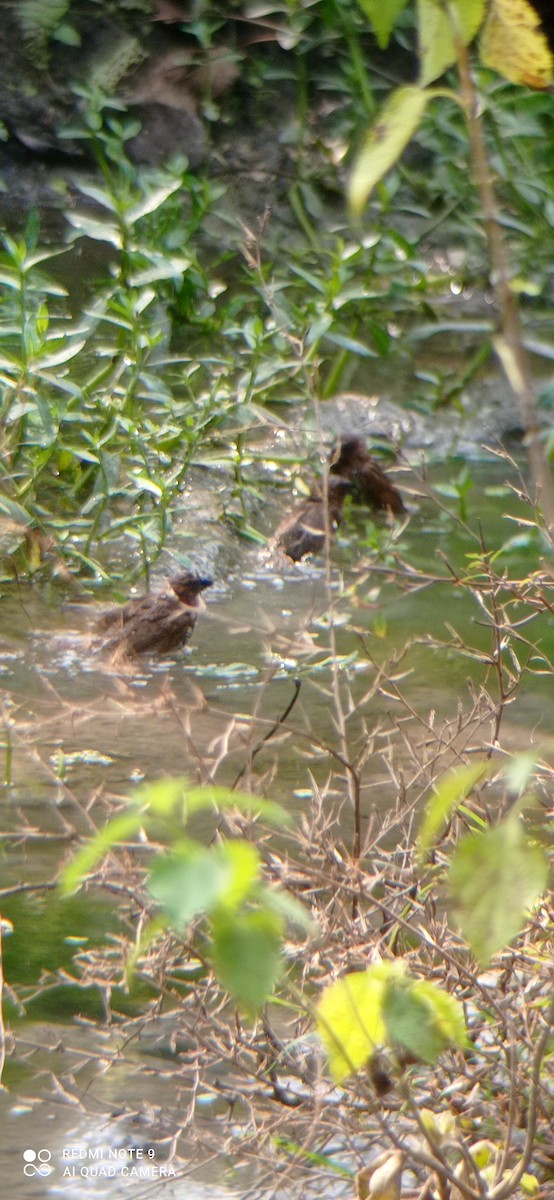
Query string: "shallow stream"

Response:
xmin=0 ymin=456 xmax=552 ymax=1198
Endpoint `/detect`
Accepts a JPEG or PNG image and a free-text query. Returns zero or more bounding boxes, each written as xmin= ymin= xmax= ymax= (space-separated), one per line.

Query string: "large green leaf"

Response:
xmin=384 ymin=976 xmax=468 ymax=1062
xmin=448 ymin=814 xmax=549 ymax=964
xmin=418 ymin=0 xmax=486 ymax=86
xmin=148 ymin=840 xmax=261 ymax=927
xmin=211 ymin=909 xmax=284 ymax=1010
xmin=349 ymin=87 xmax=432 ymax=216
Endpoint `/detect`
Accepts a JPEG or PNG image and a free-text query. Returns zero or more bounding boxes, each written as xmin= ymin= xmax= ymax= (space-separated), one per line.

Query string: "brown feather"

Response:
xmin=96 ymin=571 xmax=212 ymax=660
xmin=330 ymin=436 xmax=405 ymax=515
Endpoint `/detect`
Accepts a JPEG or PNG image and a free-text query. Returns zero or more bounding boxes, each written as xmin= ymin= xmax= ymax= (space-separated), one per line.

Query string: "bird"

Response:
xmin=274 ymin=476 xmax=352 ymax=562
xmin=329 ymin=436 xmax=405 ymax=515
xmin=95 ymin=571 xmax=213 ymax=661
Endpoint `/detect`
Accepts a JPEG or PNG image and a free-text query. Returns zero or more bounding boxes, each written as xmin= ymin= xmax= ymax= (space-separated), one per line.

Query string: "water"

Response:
xmin=0 ymin=457 xmax=551 ymax=1196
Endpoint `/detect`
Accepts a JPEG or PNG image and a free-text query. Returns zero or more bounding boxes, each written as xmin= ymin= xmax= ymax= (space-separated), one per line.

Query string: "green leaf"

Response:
xmin=132 ymin=777 xmax=188 ymax=816
xmin=418 ymin=0 xmax=486 ymax=86
xmin=417 ymin=762 xmax=491 ymax=858
xmin=36 ymin=336 xmax=88 ymax=368
xmin=75 ymin=182 xmax=119 ymax=212
xmin=317 ymin=963 xmax=468 ymax=1082
xmin=384 ymin=977 xmax=468 ymax=1062
xmin=129 ymin=779 xmax=287 ymax=827
xmin=148 ymin=844 xmax=225 ymax=926
xmin=148 ymin=840 xmax=261 ymax=928
xmin=355 ymin=0 xmax=409 ymax=49
xmin=323 ymin=331 xmax=377 ymax=358
xmin=262 ymin=886 xmax=314 ymax=934
xmin=61 ymin=812 xmax=143 ymax=895
xmin=127 ymin=181 xmax=183 ymax=225
xmin=211 ymin=909 xmax=284 ymax=1009
xmin=521 ymin=1173 xmax=541 ymax=1195
xmin=448 ymin=814 xmax=549 ymax=964
xmin=129 ymin=474 xmax=164 ymax=499
xmin=52 ymin=21 xmax=81 ymax=47
xmin=503 ymin=751 xmax=540 ymax=797
xmin=182 ymin=785 xmax=290 ymax=827
xmin=66 ymin=212 xmax=122 ymax=247
xmin=349 ymin=87 xmax=433 ymax=215
xmin=0 ymin=496 xmax=34 ymax=526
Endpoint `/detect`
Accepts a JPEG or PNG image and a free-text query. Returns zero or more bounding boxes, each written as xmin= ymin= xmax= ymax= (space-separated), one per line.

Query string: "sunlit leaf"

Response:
xmin=469 ymin=1140 xmax=496 ymax=1170
xmin=181 ymin=785 xmax=290 ymax=827
xmin=317 ymin=962 xmax=468 ymax=1082
xmin=65 ymin=212 xmax=122 ymax=246
xmin=52 ymin=21 xmax=81 ymax=47
xmin=448 ymin=813 xmax=549 ymax=964
xmin=129 ymin=779 xmax=286 ymax=826
xmin=127 ymin=181 xmax=183 ymax=225
xmin=480 ymin=0 xmax=554 ymax=88
xmin=75 ymin=182 xmax=118 ymax=212
xmin=132 ymin=777 xmax=188 ymax=816
xmin=323 ymin=331 xmax=377 ymax=357
xmin=129 ymin=474 xmax=164 ymax=498
xmin=349 ymin=87 xmax=433 ymax=215
xmin=25 ymin=247 xmax=69 ymax=271
xmin=129 ymin=258 xmax=192 ymax=286
xmin=521 ymin=1173 xmax=541 ymax=1195
xmin=419 ymin=0 xmax=486 ymax=85
xmin=0 ymin=496 xmax=34 ymax=526
xmin=357 ymin=1152 xmax=405 ymax=1200
xmin=316 ymin=964 xmax=394 ymax=1082
xmin=36 ymin=337 xmax=88 ymax=368
xmin=417 ymin=762 xmax=491 ymax=858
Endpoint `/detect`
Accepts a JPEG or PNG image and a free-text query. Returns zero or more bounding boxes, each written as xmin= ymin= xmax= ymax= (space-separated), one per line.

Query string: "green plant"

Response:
xmin=347 ymin=0 xmax=554 ymax=544
xmin=17 ymin=0 xmax=77 ymax=67
xmin=0 ymin=91 xmax=236 ymax=580
xmin=62 ymin=778 xmax=310 ymax=1011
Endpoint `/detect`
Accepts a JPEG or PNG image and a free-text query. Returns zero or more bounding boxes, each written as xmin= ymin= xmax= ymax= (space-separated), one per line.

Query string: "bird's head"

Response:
xmin=330 ymin=435 xmax=368 ymax=469
xmin=169 ymin=572 xmax=213 ymax=602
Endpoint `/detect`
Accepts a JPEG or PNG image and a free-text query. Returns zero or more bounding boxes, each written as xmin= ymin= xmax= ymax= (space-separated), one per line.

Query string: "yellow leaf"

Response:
xmin=369 ymin=1152 xmax=404 ymax=1200
xmin=316 ymin=967 xmax=389 ymax=1082
xmin=357 ymin=1153 xmax=404 ymax=1200
xmin=480 ymin=0 xmax=554 ymax=89
xmin=349 ymin=86 xmax=432 ymax=215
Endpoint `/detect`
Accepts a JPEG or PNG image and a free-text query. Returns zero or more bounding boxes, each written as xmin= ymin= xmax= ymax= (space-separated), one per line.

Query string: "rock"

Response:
xmin=125 ymin=102 xmax=207 ymax=168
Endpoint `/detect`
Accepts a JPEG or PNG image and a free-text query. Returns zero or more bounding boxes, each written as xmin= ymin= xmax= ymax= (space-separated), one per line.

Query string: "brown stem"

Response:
xmin=455 ymin=37 xmax=554 ymax=548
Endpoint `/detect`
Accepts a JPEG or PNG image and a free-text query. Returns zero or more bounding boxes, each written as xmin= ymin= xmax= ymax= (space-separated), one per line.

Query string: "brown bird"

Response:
xmin=95 ymin=571 xmax=213 ymax=660
xmin=274 ymin=476 xmax=352 ymax=562
xmin=329 ymin=436 xmax=405 ymax=515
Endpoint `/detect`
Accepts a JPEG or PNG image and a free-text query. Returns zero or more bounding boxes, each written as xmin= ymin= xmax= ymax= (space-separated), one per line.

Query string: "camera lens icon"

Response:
xmin=23 ymin=1149 xmax=53 ymax=1177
